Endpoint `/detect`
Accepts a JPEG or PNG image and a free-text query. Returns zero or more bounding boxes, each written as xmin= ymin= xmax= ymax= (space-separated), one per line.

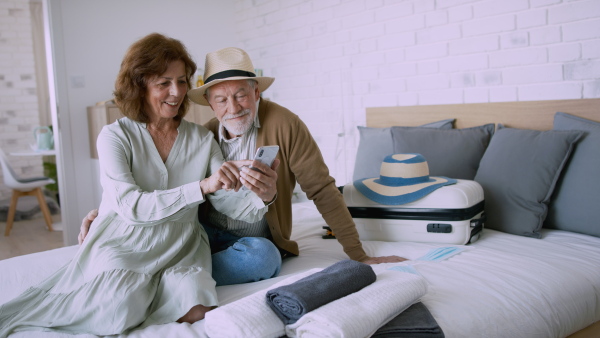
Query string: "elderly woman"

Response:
xmin=0 ymin=33 xmax=276 ymax=336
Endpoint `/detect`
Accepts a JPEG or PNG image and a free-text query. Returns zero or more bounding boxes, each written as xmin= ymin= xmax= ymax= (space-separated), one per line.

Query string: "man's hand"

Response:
xmin=200 ymin=161 xmax=245 ymax=194
xmin=78 ymin=209 xmax=98 ymax=245
xmin=360 ymin=255 xmax=408 ymax=265
xmin=239 ymin=158 xmax=280 ymax=202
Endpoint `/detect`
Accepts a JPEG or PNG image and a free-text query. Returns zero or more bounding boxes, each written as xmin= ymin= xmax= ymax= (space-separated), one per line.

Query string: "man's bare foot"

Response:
xmin=177 ymin=304 xmax=217 ymax=324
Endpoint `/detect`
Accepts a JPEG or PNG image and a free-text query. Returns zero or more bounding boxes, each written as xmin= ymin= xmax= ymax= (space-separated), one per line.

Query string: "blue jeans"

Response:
xmin=203 ymin=225 xmax=282 ymax=286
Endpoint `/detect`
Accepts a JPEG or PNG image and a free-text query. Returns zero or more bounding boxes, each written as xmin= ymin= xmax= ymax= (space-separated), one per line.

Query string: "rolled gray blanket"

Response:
xmin=266 ymin=259 xmax=376 ymax=324
xmin=372 ymin=302 xmax=445 ymax=337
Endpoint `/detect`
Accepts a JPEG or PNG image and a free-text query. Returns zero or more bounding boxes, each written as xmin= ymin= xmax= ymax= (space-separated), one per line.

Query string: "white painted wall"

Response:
xmin=47 ymin=0 xmax=600 ymax=246
xmin=47 ymin=0 xmax=238 ymax=245
xmin=233 ymin=0 xmax=600 ymax=186
xmin=0 ymin=0 xmax=45 ymax=200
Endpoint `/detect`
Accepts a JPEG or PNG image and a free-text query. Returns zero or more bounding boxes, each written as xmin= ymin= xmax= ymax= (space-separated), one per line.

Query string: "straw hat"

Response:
xmin=354 ymin=154 xmax=456 ymax=205
xmin=188 ymin=47 xmax=275 ymax=106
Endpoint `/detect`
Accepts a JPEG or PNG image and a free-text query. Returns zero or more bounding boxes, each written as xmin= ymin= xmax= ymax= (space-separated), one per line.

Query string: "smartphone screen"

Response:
xmin=252 ymin=145 xmax=279 ymax=168
xmin=242 ymin=146 xmax=279 ymax=190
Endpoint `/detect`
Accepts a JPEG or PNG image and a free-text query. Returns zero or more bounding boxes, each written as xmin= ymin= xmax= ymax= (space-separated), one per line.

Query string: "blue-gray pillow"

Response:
xmin=545 ymin=112 xmax=600 ymax=237
xmin=352 ymin=119 xmax=454 ymax=181
xmin=390 ymin=124 xmax=495 ymax=180
xmin=474 ymin=125 xmax=583 ymax=238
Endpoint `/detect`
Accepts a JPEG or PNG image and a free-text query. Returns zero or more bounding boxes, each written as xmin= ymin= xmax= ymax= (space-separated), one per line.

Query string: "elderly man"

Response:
xmin=80 ymin=47 xmax=405 ymax=286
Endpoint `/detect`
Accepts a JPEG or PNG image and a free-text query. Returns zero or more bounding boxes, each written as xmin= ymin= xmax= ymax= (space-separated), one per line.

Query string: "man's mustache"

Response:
xmin=224 ymin=109 xmax=251 ymax=121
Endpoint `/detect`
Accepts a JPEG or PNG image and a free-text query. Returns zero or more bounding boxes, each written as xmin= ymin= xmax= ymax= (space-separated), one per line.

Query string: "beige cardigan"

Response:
xmin=203 ymin=99 xmax=368 ymax=261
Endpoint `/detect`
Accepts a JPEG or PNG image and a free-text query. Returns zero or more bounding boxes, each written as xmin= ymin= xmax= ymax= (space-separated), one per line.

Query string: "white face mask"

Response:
xmin=416 ymin=246 xmax=466 ymax=262
xmin=387 ymin=265 xmax=421 ymax=276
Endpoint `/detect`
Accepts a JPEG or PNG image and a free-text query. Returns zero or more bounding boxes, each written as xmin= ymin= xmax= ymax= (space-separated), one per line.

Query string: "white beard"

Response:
xmin=223 ymin=109 xmax=254 ymax=136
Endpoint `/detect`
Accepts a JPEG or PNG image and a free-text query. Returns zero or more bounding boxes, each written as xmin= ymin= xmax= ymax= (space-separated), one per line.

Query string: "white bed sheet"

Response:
xmin=1 ymin=200 xmax=599 ymax=338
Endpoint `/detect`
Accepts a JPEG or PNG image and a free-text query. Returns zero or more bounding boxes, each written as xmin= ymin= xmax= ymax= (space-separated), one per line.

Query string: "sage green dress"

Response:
xmin=0 ymin=118 xmax=267 ymax=337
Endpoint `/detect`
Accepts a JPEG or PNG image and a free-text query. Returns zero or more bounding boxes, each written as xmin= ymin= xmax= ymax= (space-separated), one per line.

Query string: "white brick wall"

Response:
xmin=0 ymin=0 xmax=43 ymax=200
xmin=234 ymin=0 xmax=600 ymax=185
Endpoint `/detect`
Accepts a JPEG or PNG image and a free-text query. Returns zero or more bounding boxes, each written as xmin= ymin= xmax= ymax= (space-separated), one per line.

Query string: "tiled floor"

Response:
xmin=0 ymin=213 xmax=63 ymax=261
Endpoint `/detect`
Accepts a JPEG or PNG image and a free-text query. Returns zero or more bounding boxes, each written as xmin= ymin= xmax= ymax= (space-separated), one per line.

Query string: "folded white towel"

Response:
xmin=204 ymin=269 xmax=321 ymax=338
xmin=285 ymin=270 xmax=428 ymax=338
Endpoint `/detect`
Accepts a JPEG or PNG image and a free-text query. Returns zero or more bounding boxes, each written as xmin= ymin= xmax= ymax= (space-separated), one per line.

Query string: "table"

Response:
xmin=10 ymin=150 xmax=57 ymax=157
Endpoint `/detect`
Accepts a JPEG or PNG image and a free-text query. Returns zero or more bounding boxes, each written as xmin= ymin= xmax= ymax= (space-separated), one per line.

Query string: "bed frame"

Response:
xmin=366 ymin=98 xmax=600 ymax=130
xmin=366 ymin=97 xmax=600 ymax=338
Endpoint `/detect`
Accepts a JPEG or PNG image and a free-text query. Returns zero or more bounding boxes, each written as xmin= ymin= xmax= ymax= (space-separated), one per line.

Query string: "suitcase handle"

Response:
xmin=468 ymin=213 xmax=486 ymax=243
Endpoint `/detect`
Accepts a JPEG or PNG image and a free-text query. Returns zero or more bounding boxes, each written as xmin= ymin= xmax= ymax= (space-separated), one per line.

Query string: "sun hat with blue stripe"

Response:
xmin=353 ymin=153 xmax=457 ymax=205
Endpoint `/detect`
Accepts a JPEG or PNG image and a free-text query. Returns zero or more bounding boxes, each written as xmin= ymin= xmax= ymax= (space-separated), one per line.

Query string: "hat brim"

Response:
xmin=187 ymin=76 xmax=275 ymax=106
xmin=353 ymin=176 xmax=457 ymax=205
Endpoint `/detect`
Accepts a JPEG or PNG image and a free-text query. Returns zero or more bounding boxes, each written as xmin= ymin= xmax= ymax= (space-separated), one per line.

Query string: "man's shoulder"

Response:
xmin=203 ymin=117 xmax=220 ymax=133
xmin=261 ymin=99 xmax=301 ymax=124
xmin=263 ymin=99 xmax=294 ymax=114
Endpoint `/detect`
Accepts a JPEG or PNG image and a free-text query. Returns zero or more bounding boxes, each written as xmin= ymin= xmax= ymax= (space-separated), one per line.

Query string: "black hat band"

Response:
xmin=205 ymin=69 xmax=256 ymax=84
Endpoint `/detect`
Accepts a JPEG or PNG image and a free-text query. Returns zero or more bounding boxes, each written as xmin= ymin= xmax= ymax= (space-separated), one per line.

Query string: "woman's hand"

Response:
xmin=78 ymin=209 xmax=98 ymax=244
xmin=200 ymin=161 xmax=244 ymax=195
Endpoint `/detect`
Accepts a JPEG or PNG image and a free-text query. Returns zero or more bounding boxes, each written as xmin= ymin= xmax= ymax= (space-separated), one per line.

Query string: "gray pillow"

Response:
xmin=474 ymin=125 xmax=583 ymax=238
xmin=352 ymin=119 xmax=454 ymax=181
xmin=390 ymin=124 xmax=495 ymax=180
xmin=545 ymin=112 xmax=600 ymax=237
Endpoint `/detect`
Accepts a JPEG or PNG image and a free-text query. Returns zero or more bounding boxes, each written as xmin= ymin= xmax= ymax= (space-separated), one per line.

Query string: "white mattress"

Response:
xmin=1 ymin=200 xmax=599 ymax=338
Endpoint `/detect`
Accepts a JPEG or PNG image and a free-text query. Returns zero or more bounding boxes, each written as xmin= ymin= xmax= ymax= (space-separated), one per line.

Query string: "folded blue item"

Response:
xmin=416 ymin=246 xmax=465 ymax=262
xmin=388 ymin=265 xmax=421 ymax=276
xmin=266 ymin=259 xmax=376 ymax=324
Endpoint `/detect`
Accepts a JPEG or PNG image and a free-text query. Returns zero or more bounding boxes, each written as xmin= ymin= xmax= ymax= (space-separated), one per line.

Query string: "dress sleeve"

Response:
xmin=97 ymin=126 xmax=204 ymax=226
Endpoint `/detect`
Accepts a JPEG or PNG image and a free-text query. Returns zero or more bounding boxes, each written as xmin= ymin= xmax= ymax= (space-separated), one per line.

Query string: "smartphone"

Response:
xmin=250 ymin=145 xmax=279 ymax=172
xmin=241 ymin=145 xmax=279 ymax=190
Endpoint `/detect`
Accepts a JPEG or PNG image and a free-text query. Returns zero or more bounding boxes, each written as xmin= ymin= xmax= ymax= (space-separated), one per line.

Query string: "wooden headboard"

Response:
xmin=366 ymin=98 xmax=600 ymax=130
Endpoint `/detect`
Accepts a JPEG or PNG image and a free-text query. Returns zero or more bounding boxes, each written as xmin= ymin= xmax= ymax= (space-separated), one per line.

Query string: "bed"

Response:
xmin=1 ymin=98 xmax=600 ymax=337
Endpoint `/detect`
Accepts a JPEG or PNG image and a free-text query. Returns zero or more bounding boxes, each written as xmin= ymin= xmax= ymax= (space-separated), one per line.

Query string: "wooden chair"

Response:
xmin=0 ymin=148 xmax=54 ymax=236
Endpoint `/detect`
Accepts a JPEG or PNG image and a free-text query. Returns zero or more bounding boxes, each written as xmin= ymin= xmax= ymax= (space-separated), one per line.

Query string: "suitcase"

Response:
xmin=342 ymin=179 xmax=485 ymax=245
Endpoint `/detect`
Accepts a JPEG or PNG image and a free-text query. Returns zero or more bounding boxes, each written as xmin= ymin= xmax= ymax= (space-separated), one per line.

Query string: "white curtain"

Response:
xmin=29 ymin=1 xmax=51 ymax=127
